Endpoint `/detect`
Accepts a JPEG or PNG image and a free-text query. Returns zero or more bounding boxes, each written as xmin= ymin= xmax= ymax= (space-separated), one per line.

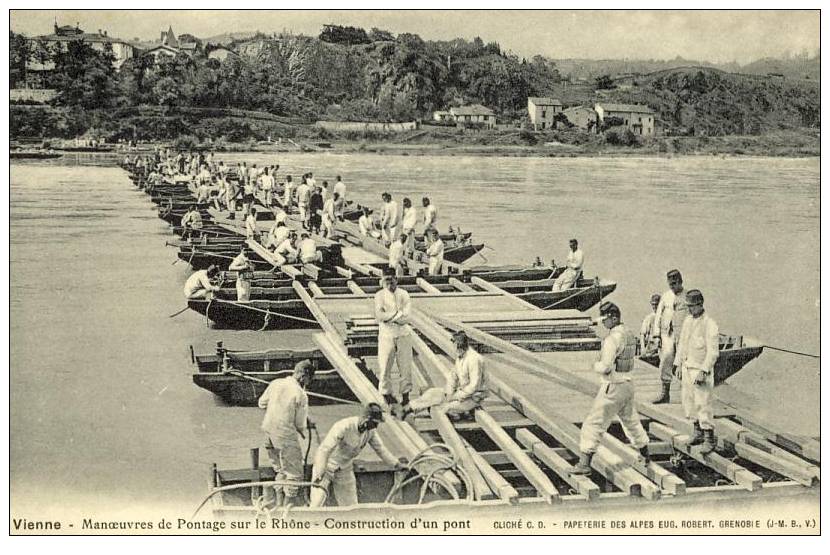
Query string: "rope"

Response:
xmin=224 ymin=369 xmax=360 ymax=405
xmin=212 ymin=298 xmax=319 ymax=325
xmin=384 ymin=443 xmax=473 ymax=505
xmin=191 ymin=479 xmax=327 ymax=519
xmin=764 ymin=345 xmax=819 ymax=359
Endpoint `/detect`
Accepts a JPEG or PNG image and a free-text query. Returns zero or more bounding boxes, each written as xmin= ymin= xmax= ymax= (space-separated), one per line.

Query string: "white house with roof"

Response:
xmin=142 ymin=26 xmax=198 ymax=61
xmin=594 ymin=103 xmax=655 ymax=136
xmin=28 ymin=23 xmax=135 ymax=69
xmin=527 ymin=97 xmax=563 ymax=130
xmin=449 ymin=104 xmax=496 ymax=128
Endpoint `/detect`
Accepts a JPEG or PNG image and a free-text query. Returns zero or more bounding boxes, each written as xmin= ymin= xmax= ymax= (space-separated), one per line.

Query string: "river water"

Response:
xmin=10 ymin=152 xmax=819 ymax=518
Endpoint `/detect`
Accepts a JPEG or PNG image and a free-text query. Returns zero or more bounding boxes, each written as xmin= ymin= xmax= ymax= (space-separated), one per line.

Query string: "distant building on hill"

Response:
xmin=527 ymin=97 xmax=563 ymax=130
xmin=28 ymin=23 xmax=135 ymax=69
xmin=142 ymin=26 xmax=198 ymax=61
xmin=432 ymin=110 xmax=452 ymax=122
xmin=562 ymin=106 xmax=597 ymax=130
xmin=594 ymin=103 xmax=655 ymax=136
xmin=449 ymin=104 xmax=496 ymax=128
xmin=206 ymin=45 xmax=239 ymax=62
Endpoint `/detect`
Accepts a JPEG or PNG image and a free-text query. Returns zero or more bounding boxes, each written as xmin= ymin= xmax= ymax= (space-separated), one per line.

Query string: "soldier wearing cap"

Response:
xmin=572 ymin=302 xmax=650 ymax=475
xmin=639 ymin=293 xmax=662 ymax=354
xmin=674 ymin=289 xmax=720 ymax=453
xmin=650 ymin=269 xmax=688 ymax=404
xmin=552 ymin=238 xmax=584 ymax=292
xmin=257 ymin=360 xmax=316 ymax=508
xmin=310 ymin=403 xmax=408 ymax=507
xmin=374 ymin=266 xmax=414 ymax=415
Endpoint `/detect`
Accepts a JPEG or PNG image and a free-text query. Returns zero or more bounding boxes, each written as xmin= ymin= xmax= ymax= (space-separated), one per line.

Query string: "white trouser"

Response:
xmin=382 ymin=225 xmax=398 ymax=243
xmin=552 ymin=268 xmax=579 ymax=291
xmin=309 ymin=465 xmax=358 ymax=507
xmin=236 ymin=278 xmax=251 ymax=302
xmin=579 ymin=380 xmax=649 ymax=453
xmin=377 ymin=332 xmax=413 ymax=397
xmin=263 ymin=434 xmax=304 ymax=499
xmin=428 ymin=256 xmax=443 ymax=276
xmin=322 ymin=214 xmax=333 ymax=238
xmin=681 ymin=366 xmax=715 ymax=430
xmin=658 ymin=334 xmax=677 ymax=383
xmin=402 ymin=228 xmax=415 ymax=255
xmin=298 ymin=203 xmax=308 ymax=223
xmin=409 ymin=387 xmax=487 ymax=416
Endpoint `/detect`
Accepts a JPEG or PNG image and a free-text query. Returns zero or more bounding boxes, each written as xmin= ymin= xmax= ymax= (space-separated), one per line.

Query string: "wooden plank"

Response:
xmin=410 ymin=310 xmax=661 ymax=500
xmin=308 ymin=282 xmax=325 ymax=298
xmin=733 ymin=443 xmax=816 ymax=486
xmin=734 ymin=414 xmax=821 ymax=463
xmin=470 ymin=276 xmax=542 ymax=310
xmin=420 ymin=310 xmax=596 ymax=397
xmin=448 ymin=277 xmax=475 ymax=292
xmin=598 ymin=432 xmax=686 ymax=496
xmin=431 ymin=409 xmax=495 ymax=501
xmin=293 ymin=281 xmax=336 ymax=336
xmin=313 ymin=333 xmax=461 ymax=493
xmin=416 ymin=277 xmax=442 ymax=294
xmin=463 ymin=440 xmax=520 ymax=505
xmin=649 ymin=422 xmax=762 ymax=491
xmin=515 ymin=429 xmax=600 ymax=500
xmin=714 ymin=420 xmax=819 ymax=484
xmin=346 ymin=280 xmax=366 ymax=295
xmin=344 ymin=258 xmax=382 ymax=277
xmin=475 ymin=410 xmax=559 ymax=503
xmin=334 ymin=266 xmax=353 ymax=279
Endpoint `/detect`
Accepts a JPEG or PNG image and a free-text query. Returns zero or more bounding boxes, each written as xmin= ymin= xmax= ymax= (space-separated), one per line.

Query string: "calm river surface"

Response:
xmin=10 ymin=152 xmax=819 ymax=518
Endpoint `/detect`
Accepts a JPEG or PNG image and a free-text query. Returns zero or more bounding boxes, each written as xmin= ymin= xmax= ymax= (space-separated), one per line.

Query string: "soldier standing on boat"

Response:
xmin=425 ymin=228 xmax=445 ymax=276
xmin=422 ymin=197 xmax=438 ymax=231
xmin=552 ymin=239 xmax=584 ymax=291
xmin=639 ymin=293 xmax=662 ymax=354
xmin=651 ymin=269 xmax=688 ymax=404
xmin=374 ymin=267 xmax=414 ymax=416
xmin=572 ymin=302 xmax=651 ymax=475
xmin=674 ymin=289 xmax=720 ymax=454
xmin=257 ymin=360 xmax=316 ymax=509
xmin=310 ymin=403 xmax=407 ymax=507
xmin=229 ymin=247 xmax=255 ymax=302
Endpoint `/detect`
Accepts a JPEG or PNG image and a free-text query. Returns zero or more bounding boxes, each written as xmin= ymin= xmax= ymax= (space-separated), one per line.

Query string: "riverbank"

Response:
xmin=11 ymin=105 xmax=819 ymax=158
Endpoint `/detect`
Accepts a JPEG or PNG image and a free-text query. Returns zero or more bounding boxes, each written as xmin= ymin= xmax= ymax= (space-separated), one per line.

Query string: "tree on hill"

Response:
xmin=594 ymin=74 xmax=615 ymax=90
xmin=51 ymin=40 xmax=119 ymax=108
xmin=319 ymin=24 xmax=371 ymax=45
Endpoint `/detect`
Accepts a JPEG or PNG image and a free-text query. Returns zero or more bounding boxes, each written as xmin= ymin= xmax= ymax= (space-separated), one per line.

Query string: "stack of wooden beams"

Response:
xmin=343 ymin=311 xmax=601 ymax=353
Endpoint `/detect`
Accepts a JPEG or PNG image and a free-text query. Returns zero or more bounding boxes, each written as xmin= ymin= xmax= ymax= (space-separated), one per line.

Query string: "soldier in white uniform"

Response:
xmin=425 ymin=228 xmax=445 ymax=276
xmin=404 ymin=331 xmax=488 ymax=420
xmin=650 ymin=269 xmax=688 ymax=404
xmin=228 ymin=247 xmax=255 ymax=302
xmin=572 ymin=302 xmax=650 ymax=475
xmin=552 ymin=239 xmax=584 ymax=291
xmin=380 ymin=192 xmax=400 ymax=244
xmin=674 ymin=289 xmax=720 ymax=454
xmin=639 ymin=293 xmax=662 ymax=354
xmin=310 ymin=404 xmax=407 ymax=507
xmin=257 ymin=360 xmax=315 ymax=508
xmin=400 ymin=197 xmax=418 ymax=257
xmin=374 ymin=267 xmax=414 ymax=412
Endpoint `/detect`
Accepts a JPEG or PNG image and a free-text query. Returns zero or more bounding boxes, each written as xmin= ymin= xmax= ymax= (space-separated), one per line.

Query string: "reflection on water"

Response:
xmin=10 ymin=153 xmax=819 ymax=516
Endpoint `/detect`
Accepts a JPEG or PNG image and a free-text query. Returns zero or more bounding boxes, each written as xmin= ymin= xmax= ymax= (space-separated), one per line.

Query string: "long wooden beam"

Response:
xmin=422 ymin=310 xmax=597 ymax=397
xmin=648 ymin=422 xmax=762 ymax=491
xmin=475 ymin=410 xmax=560 ymax=503
xmin=515 ymin=428 xmax=600 ymax=500
xmin=307 ymin=282 xmax=325 ymax=297
xmin=448 ymin=277 xmax=475 ymax=292
xmin=463 ymin=439 xmax=520 ymax=505
xmin=430 ymin=409 xmax=495 ymax=501
xmin=409 ymin=311 xmax=661 ymax=500
xmin=346 ymin=280 xmax=366 ymax=295
xmin=416 ymin=277 xmax=442 ymax=294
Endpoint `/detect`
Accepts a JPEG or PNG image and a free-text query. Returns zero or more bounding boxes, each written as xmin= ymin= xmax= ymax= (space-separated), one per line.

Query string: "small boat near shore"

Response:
xmin=10 ymin=150 xmax=63 ymax=159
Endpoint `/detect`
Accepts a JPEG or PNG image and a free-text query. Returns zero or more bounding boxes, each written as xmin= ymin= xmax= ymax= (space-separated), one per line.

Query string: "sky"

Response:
xmin=9 ymin=9 xmax=820 ymax=64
